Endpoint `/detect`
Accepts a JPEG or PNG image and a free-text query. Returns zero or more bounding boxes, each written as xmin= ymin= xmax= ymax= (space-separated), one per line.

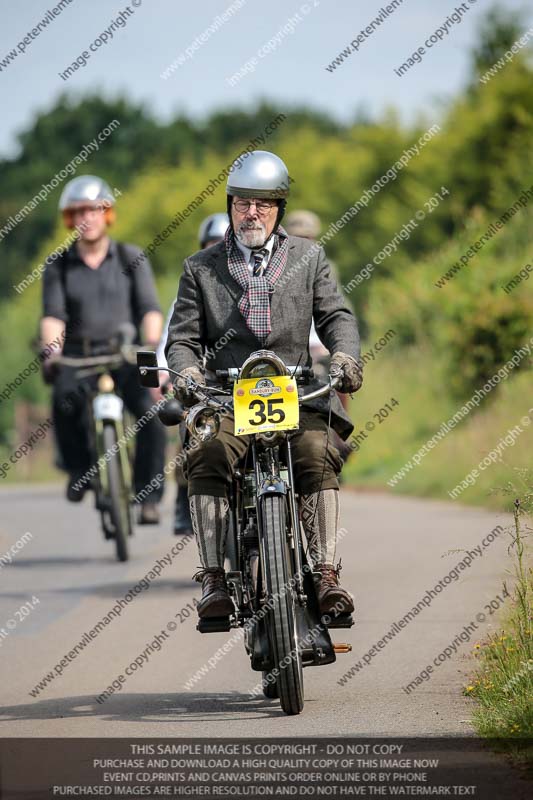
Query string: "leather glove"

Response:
xmin=329 ymin=351 xmax=363 ymax=394
xmin=174 ymin=365 xmax=205 ymax=407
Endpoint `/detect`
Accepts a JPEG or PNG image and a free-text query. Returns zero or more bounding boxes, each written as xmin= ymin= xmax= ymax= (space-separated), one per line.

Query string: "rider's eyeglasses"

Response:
xmin=233 ymin=199 xmax=276 ymax=215
xmin=70 ymin=203 xmax=110 ymax=217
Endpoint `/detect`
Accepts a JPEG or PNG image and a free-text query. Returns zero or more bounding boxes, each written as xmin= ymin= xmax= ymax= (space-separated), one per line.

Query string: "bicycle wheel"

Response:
xmin=261 ymin=493 xmax=304 ymax=715
xmin=102 ymin=422 xmax=130 ymax=562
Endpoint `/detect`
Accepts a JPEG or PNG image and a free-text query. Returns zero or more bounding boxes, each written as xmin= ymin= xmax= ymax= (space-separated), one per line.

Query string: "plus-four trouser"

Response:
xmin=185 ymin=411 xmax=343 ymax=569
xmin=189 ymin=495 xmax=229 ymax=569
xmin=299 ymin=488 xmax=339 ymax=565
xmin=52 ymin=362 xmax=167 ymax=500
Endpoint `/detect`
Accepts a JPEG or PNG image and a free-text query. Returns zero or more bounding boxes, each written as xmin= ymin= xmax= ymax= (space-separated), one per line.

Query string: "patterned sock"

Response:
xmin=299 ymin=488 xmax=339 ymax=565
xmin=189 ymin=495 xmax=229 ymax=569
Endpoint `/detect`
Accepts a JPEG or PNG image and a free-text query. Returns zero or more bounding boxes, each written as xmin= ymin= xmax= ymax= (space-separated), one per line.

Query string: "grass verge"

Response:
xmin=464 ymin=474 xmax=532 ymax=765
xmin=343 ymin=346 xmax=532 ymax=509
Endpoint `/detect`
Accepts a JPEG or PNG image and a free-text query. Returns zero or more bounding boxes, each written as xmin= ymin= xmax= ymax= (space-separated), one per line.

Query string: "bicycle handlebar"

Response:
xmin=56 ymin=345 xmax=142 ymax=369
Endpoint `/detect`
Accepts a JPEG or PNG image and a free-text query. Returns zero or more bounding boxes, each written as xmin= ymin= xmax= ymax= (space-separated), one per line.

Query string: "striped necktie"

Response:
xmin=251 ymin=248 xmax=268 ymax=276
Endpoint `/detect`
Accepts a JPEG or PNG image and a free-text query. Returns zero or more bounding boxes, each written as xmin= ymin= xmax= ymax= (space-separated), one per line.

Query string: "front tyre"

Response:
xmin=102 ymin=422 xmax=130 ymax=562
xmin=261 ymin=494 xmax=304 ymax=715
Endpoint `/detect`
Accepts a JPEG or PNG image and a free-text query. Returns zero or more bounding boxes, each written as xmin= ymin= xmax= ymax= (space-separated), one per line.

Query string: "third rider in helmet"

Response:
xmin=165 ymin=151 xmax=363 ymax=619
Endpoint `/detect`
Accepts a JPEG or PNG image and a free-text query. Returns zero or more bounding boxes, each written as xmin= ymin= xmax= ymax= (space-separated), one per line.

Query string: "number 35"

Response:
xmin=248 ymin=398 xmax=285 ymax=425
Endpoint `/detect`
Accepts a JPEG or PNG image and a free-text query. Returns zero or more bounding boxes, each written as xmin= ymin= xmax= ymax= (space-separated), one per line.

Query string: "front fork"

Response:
xmin=92 ymin=397 xmax=133 ymax=499
xmin=284 ymin=437 xmax=307 ymax=603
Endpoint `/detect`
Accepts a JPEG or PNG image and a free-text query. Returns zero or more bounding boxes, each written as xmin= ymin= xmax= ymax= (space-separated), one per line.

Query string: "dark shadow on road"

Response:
xmin=0 ymin=578 xmax=194 ymax=600
xmin=0 ymin=692 xmax=291 ymax=724
xmin=5 ymin=557 xmax=112 ymax=567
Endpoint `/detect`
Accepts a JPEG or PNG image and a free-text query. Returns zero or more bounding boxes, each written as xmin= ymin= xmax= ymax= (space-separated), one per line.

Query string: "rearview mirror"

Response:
xmin=137 ymin=350 xmax=159 ymax=388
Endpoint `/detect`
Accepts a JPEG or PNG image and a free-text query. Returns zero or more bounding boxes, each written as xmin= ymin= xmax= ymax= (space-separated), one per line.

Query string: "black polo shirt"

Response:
xmin=42 ymin=239 xmax=161 ymax=348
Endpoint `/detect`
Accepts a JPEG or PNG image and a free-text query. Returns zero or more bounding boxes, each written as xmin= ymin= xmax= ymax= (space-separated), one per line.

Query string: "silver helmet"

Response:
xmin=284 ymin=209 xmax=321 ymax=240
xmin=226 ymin=150 xmax=290 ymax=199
xmin=58 ymin=175 xmax=115 ymax=211
xmin=198 ymin=212 xmax=229 ymax=248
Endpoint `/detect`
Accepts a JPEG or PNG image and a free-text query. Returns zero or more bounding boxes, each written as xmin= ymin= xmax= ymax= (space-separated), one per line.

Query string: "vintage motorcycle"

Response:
xmin=56 ymin=331 xmax=138 ymax=562
xmin=138 ymin=349 xmax=354 ymax=715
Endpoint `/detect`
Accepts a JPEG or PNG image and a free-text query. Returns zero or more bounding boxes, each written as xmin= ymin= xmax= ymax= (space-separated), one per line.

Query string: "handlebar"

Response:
xmin=56 ymin=354 xmax=122 ymax=368
xmin=188 ymin=370 xmax=342 ymax=408
xmin=139 ymin=361 xmax=343 ymax=408
xmin=214 ymin=365 xmax=314 ymax=382
xmin=56 ymin=345 xmax=142 ymax=369
xmin=300 ymin=372 xmax=341 ymax=402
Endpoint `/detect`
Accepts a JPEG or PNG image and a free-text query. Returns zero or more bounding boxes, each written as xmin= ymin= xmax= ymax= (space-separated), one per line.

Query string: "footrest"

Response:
xmin=197 ymin=616 xmax=232 ymax=633
xmin=324 ymin=612 xmax=354 ymax=629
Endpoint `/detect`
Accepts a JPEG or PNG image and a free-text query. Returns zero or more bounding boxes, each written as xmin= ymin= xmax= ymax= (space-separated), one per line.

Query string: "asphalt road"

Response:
xmin=0 ymin=483 xmax=516 ymax=739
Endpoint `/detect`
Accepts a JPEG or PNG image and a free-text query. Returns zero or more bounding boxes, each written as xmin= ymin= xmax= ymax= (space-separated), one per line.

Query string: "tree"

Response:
xmin=470 ymin=5 xmax=527 ymax=76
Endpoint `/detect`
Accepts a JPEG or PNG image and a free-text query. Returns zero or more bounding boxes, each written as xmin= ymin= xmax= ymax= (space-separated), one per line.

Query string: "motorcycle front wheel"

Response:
xmin=102 ymin=422 xmax=131 ymax=562
xmin=261 ymin=493 xmax=304 ymax=715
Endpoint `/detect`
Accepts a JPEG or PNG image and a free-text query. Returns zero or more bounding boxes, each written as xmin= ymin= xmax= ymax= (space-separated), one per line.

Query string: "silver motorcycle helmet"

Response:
xmin=59 ymin=175 xmax=116 ymax=228
xmin=226 ymin=150 xmax=290 ymax=239
xmin=59 ymin=175 xmax=115 ymax=210
xmin=198 ymin=212 xmax=229 ymax=248
xmin=226 ymin=150 xmax=290 ymax=199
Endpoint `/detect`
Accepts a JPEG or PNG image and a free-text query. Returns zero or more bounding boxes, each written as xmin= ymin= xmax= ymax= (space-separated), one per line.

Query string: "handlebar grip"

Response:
xmin=215 ymin=369 xmax=229 ymax=380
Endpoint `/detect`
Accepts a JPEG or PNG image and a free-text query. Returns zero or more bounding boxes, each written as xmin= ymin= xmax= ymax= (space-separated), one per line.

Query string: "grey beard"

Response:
xmin=235 ymin=223 xmax=266 ymax=248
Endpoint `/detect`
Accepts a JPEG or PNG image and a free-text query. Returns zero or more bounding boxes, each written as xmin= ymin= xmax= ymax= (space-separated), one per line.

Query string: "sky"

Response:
xmin=1 ymin=0 xmax=533 ymax=157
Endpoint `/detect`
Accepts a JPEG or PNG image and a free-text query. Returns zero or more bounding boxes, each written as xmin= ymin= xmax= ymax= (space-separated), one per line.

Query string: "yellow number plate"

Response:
xmin=233 ymin=376 xmax=299 ymax=436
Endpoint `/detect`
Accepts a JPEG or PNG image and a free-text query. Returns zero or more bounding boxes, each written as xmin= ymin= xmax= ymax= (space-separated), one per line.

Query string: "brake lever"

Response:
xmin=327 ymin=368 xmax=343 ymax=389
xmin=196 ymin=385 xmax=232 ymax=399
xmin=183 ymin=376 xmax=232 ymax=401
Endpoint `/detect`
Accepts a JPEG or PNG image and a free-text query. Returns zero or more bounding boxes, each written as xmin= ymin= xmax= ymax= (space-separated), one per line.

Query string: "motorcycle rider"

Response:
xmin=197 ymin=212 xmax=230 ymax=255
xmin=166 ymin=151 xmax=363 ymax=617
xmin=283 ymin=208 xmax=321 ymax=240
xmin=40 ymin=175 xmax=166 ymax=524
xmin=156 ymin=213 xmax=229 ymax=535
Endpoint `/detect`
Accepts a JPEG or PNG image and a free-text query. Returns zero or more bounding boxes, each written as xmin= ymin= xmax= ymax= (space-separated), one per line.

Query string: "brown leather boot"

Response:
xmin=193 ymin=567 xmax=234 ymax=618
xmin=313 ymin=562 xmax=354 ymax=616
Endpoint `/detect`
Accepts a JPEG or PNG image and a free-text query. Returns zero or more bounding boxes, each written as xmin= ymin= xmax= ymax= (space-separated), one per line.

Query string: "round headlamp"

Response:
xmin=185 ymin=404 xmax=221 ymax=443
xmin=240 ymin=350 xmax=288 ymax=379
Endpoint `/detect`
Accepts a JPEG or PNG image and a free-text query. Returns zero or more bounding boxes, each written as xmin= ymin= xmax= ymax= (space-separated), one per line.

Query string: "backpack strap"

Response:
xmin=57 ymin=248 xmax=69 ymax=296
xmin=116 ymin=242 xmax=132 ymax=274
xmin=116 ymin=242 xmax=142 ymax=332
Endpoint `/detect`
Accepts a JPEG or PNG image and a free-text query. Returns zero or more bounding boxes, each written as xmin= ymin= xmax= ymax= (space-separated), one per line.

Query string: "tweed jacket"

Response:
xmin=165 ymin=235 xmax=361 ymax=439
